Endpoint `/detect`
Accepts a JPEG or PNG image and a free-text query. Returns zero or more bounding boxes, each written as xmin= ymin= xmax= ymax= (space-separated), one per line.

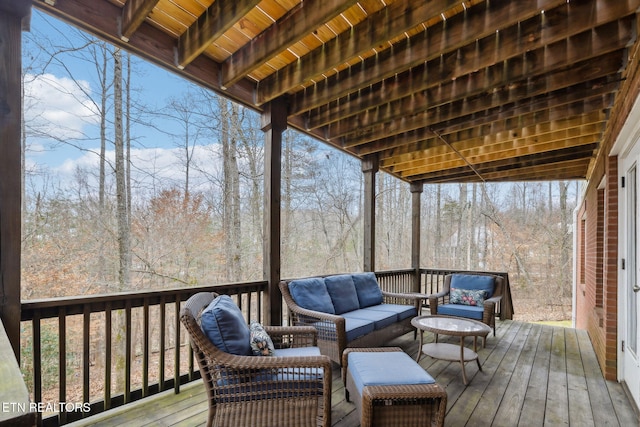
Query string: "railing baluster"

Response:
xmin=33 ymin=312 xmax=42 ymax=405
xmin=159 ymin=296 xmax=165 ymax=392
xmin=83 ymin=306 xmax=90 ymax=408
xmin=143 ymin=299 xmax=149 ymax=397
xmin=104 ymin=302 xmax=112 ymax=410
xmin=125 ymin=300 xmax=132 ymax=404
xmin=174 ymin=297 xmax=180 ymax=394
xmin=59 ymin=307 xmax=67 ymax=425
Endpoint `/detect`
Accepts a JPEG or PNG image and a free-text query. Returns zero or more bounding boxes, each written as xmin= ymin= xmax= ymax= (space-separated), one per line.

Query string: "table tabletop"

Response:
xmin=411 ymin=315 xmax=491 ymax=337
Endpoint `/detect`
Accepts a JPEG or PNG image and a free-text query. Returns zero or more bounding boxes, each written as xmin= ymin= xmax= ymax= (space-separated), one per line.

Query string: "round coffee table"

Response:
xmin=411 ymin=315 xmax=491 ymax=385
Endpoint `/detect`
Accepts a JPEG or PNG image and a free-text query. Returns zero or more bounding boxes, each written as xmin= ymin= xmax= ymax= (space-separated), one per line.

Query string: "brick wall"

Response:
xmin=575 ymin=156 xmax=618 ymax=381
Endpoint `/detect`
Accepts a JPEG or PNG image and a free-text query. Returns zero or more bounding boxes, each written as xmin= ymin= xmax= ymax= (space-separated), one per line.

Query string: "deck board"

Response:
xmin=66 ymin=320 xmax=639 ymax=427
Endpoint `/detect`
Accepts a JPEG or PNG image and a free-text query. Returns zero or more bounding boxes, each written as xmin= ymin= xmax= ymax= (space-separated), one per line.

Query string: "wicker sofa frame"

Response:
xmin=279 ymin=276 xmax=425 ymax=365
xmin=180 ymin=292 xmax=332 ymax=427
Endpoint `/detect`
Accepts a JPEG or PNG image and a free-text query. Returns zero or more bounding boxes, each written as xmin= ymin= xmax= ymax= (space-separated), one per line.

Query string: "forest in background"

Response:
xmin=21 ymin=11 xmax=576 ymax=319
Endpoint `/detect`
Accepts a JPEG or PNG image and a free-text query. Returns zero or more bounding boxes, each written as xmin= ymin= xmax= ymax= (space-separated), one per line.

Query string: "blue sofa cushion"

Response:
xmin=325 ymin=274 xmax=360 ymax=314
xmin=449 ymin=288 xmax=487 ymax=306
xmin=288 ymin=277 xmax=336 ymax=314
xmin=352 ymin=273 xmax=383 ymax=308
xmin=348 ymin=351 xmax=435 ymax=396
xmin=200 ymin=295 xmax=251 ymax=355
xmin=450 ymin=274 xmax=495 ymax=298
xmin=342 ymin=308 xmax=397 ymax=330
xmin=365 ymin=303 xmax=417 ymax=321
xmin=437 ymin=303 xmax=484 ymax=320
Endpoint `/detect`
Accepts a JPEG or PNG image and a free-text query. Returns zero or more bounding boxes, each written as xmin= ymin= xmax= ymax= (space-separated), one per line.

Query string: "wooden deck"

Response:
xmin=67 ymin=320 xmax=639 ymax=427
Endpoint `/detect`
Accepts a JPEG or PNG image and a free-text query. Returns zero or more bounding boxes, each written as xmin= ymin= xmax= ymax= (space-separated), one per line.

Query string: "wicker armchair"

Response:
xmin=429 ymin=273 xmax=504 ymax=337
xmin=180 ymin=292 xmax=332 ymax=427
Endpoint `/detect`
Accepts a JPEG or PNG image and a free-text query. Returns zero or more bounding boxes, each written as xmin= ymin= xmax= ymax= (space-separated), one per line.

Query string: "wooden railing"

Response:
xmin=19 ymin=268 xmax=512 ymax=426
xmin=20 ymin=281 xmax=267 ymax=427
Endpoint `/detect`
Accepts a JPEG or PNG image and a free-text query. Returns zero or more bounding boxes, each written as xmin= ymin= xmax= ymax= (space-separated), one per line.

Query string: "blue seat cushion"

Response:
xmin=450 ymin=274 xmax=495 ymax=298
xmin=288 ymin=277 xmax=335 ymax=314
xmin=365 ymin=303 xmax=417 ymax=321
xmin=273 ymin=346 xmax=322 ymax=357
xmin=325 ymin=274 xmax=360 ymax=314
xmin=342 ymin=308 xmax=397 ymax=330
xmin=342 ymin=317 xmax=376 ymax=342
xmin=200 ymin=295 xmax=251 ymax=355
xmin=352 ymin=272 xmax=383 ymax=308
xmin=348 ymin=351 xmax=435 ymax=396
xmin=437 ymin=303 xmax=484 ymax=320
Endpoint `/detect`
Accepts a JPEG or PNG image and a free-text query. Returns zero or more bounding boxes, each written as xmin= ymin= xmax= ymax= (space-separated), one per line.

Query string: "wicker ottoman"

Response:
xmin=342 ymin=347 xmax=447 ymax=427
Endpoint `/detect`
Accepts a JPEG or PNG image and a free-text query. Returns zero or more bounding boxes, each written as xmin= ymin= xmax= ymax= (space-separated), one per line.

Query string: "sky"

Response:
xmin=22 ymin=10 xmax=245 ymax=196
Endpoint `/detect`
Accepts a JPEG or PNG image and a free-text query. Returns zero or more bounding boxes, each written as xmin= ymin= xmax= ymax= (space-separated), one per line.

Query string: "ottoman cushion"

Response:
xmin=348 ymin=351 xmax=435 ymax=395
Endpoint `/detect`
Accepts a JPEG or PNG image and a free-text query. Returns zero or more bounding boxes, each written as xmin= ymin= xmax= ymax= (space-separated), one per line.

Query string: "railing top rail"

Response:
xmin=419 ymin=268 xmax=509 ymax=276
xmin=21 ymin=280 xmax=268 ymax=321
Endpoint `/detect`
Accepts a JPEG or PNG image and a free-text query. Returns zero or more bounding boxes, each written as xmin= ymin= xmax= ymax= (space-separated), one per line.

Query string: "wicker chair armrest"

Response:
xmin=382 ymin=291 xmax=427 ymax=311
xmin=287 ymin=304 xmax=343 ymax=322
xmin=429 ymin=289 xmax=449 ymax=300
xmin=210 ymin=351 xmax=333 ymax=371
xmin=264 ymin=325 xmax=317 ymax=348
xmin=485 ymin=295 xmax=502 ymax=304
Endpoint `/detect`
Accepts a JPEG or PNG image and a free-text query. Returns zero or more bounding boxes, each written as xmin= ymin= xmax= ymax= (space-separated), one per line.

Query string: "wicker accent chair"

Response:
xmin=429 ymin=273 xmax=504 ymax=338
xmin=180 ymin=292 xmax=332 ymax=427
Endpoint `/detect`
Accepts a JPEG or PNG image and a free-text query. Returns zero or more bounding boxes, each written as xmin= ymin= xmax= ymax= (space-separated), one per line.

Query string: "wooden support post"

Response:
xmin=411 ymin=181 xmax=423 ymax=292
xmin=362 ymin=155 xmax=378 ymax=272
xmin=0 ymin=0 xmax=31 ymax=361
xmin=261 ymin=97 xmax=287 ymax=326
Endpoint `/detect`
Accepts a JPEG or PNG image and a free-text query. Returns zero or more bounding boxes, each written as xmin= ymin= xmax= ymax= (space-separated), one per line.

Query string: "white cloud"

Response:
xmin=54 ymin=144 xmax=224 ymax=193
xmin=23 ymin=73 xmax=100 ymax=141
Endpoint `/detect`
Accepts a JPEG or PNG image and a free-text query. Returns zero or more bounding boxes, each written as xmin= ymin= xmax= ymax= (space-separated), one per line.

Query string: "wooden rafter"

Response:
xmin=254 ymin=0 xmax=463 ymax=105
xmin=221 ymin=0 xmax=360 ymax=89
xmin=177 ymin=0 xmax=261 ymax=69
xmin=119 ymin=0 xmax=159 ymax=42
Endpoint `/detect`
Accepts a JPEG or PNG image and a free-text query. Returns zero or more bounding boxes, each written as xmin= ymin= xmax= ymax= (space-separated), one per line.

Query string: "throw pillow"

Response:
xmin=199 ymin=295 xmax=251 ymax=355
xmin=450 ymin=287 xmax=487 ymax=306
xmin=249 ymin=321 xmax=275 ymax=356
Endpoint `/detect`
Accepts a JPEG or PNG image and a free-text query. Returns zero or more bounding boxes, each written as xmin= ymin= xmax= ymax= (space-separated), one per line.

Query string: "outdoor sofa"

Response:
xmin=280 ymin=272 xmax=425 ymax=365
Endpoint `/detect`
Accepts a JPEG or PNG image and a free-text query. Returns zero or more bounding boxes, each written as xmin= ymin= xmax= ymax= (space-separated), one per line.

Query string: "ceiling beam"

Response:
xmin=220 ymin=0 xmax=360 ymax=89
xmin=177 ymin=0 xmax=261 ymax=69
xmin=255 ymin=0 xmax=464 ymax=105
xmin=119 ymin=0 xmax=159 ymax=42
xmin=342 ymin=80 xmax=617 ymax=148
xmin=357 ymin=107 xmax=608 ymax=157
xmin=426 ymin=160 xmax=590 ymax=183
xmin=409 ymin=144 xmax=597 ymax=182
xmin=383 ymin=120 xmax=606 ymax=168
xmin=290 ymin=0 xmax=639 ymax=115
xmin=307 ymin=31 xmax=629 ymax=131
xmin=395 ymin=134 xmax=600 ymax=176
xmin=331 ymin=54 xmax=621 ymax=142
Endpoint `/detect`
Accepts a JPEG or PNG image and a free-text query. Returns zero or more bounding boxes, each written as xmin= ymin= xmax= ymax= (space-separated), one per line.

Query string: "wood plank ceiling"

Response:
xmin=35 ymin=0 xmax=640 ymax=183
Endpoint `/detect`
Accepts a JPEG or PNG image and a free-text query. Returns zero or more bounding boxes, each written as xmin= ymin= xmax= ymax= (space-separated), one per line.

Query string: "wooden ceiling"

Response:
xmin=34 ymin=0 xmax=640 ymax=183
